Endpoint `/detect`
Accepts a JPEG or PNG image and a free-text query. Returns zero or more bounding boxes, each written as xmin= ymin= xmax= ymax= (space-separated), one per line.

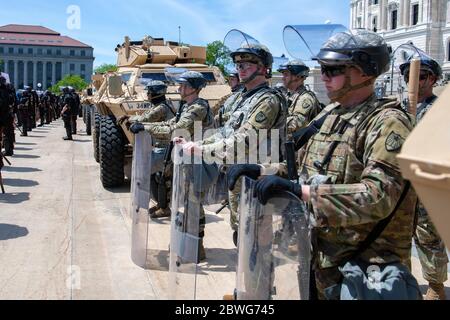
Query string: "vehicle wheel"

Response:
xmin=93 ymin=112 xmax=101 ymax=163
xmin=85 ymin=106 xmax=92 ymax=136
xmin=99 ymin=115 xmax=124 ymax=188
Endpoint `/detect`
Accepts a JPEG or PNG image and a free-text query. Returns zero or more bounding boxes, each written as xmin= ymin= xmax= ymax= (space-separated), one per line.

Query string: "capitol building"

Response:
xmin=350 ymin=0 xmax=450 ymax=78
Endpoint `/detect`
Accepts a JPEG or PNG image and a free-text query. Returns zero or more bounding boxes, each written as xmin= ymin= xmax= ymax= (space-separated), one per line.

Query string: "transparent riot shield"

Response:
xmin=130 ymin=131 xmax=152 ymax=267
xmin=168 ymin=146 xmax=202 ymax=300
xmin=235 ymin=177 xmax=311 ymax=300
xmin=283 ymin=24 xmax=348 ymax=65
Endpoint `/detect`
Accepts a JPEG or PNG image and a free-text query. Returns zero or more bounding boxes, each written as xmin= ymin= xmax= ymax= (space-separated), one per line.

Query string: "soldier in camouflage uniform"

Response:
xmin=214 ymin=71 xmax=244 ymax=127
xmin=130 ymin=71 xmax=213 ymax=261
xmin=228 ymin=30 xmax=420 ymax=300
xmin=277 ymin=60 xmax=322 ymax=136
xmin=119 ymin=81 xmax=176 ymax=218
xmin=181 ymin=43 xmax=287 ymax=247
xmin=400 ymin=55 xmax=448 ymax=300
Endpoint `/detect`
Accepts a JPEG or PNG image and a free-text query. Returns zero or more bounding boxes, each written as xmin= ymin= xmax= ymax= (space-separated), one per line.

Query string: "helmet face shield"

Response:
xmin=283 ymin=24 xmax=348 ymax=66
xmin=395 ymin=43 xmax=442 ymax=79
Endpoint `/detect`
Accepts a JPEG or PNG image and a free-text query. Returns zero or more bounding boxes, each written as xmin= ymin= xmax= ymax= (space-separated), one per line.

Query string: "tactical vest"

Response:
xmin=300 ymin=96 xmax=416 ymax=268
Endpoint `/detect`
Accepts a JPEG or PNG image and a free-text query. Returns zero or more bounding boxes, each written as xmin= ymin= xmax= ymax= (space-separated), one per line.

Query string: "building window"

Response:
xmin=0 ymin=47 xmax=3 ymax=54
xmin=372 ymin=16 xmax=378 ymax=32
xmin=18 ymin=48 xmax=23 ymax=54
xmin=56 ymin=49 xmax=61 ymax=55
xmin=8 ymin=47 xmax=14 ymax=54
xmin=412 ymin=4 xmax=419 ymax=25
xmin=47 ymin=49 xmax=52 ymax=55
xmin=391 ymin=10 xmax=398 ymax=30
xmin=28 ymin=48 xmax=33 ymax=54
xmin=81 ymin=50 xmax=86 ymax=57
xmin=357 ymin=17 xmax=362 ymax=28
xmin=37 ymin=48 xmax=43 ymax=55
xmin=70 ymin=50 xmax=75 ymax=56
xmin=80 ymin=64 xmax=86 ymax=71
xmin=70 ymin=64 xmax=75 ymax=72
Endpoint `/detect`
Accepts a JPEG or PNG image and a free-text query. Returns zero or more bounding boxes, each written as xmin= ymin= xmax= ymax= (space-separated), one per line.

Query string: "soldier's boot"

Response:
xmin=425 ymin=282 xmax=447 ymax=300
xmin=197 ymin=239 xmax=206 ymax=263
xmin=63 ymin=127 xmax=73 ymax=141
xmin=149 ymin=206 xmax=171 ymax=219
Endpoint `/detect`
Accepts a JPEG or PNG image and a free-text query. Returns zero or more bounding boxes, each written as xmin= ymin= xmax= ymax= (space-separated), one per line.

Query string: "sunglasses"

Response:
xmin=404 ymin=73 xmax=430 ymax=83
xmin=320 ymin=65 xmax=347 ymax=78
xmin=235 ymin=61 xmax=257 ymax=71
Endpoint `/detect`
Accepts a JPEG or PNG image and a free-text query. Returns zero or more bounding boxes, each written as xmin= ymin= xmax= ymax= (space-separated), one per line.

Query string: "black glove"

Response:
xmin=254 ymin=176 xmax=302 ymax=205
xmin=227 ymin=164 xmax=261 ymax=191
xmin=130 ymin=122 xmax=145 ymax=134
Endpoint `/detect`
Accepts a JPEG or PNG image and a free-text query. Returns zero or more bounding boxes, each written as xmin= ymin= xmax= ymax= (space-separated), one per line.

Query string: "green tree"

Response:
xmin=49 ymin=75 xmax=88 ymax=94
xmin=206 ymin=41 xmax=232 ymax=75
xmin=94 ymin=63 xmax=118 ymax=74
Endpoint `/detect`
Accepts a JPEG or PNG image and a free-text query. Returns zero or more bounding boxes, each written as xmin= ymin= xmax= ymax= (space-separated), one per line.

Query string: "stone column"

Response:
xmin=365 ymin=0 xmax=370 ymax=29
xmin=14 ymin=60 xmax=18 ymax=87
xmin=350 ymin=3 xmax=354 ymax=29
xmin=52 ymin=61 xmax=56 ymax=85
xmin=43 ymin=61 xmax=47 ymax=89
xmin=381 ymin=0 xmax=388 ymax=31
xmin=400 ymin=0 xmax=405 ymax=26
xmin=404 ymin=0 xmax=411 ymax=26
xmin=24 ymin=60 xmax=28 ymax=87
xmin=4 ymin=60 xmax=8 ymax=75
xmin=33 ymin=61 xmax=37 ymax=89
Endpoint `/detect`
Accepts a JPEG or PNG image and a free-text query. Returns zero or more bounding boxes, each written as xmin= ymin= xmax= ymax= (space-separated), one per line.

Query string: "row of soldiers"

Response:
xmin=118 ymin=28 xmax=447 ymax=299
xmin=0 ymin=81 xmax=82 ymax=154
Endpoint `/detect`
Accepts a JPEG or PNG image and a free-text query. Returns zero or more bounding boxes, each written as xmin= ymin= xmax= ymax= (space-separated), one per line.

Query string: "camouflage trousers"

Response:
xmin=229 ymin=178 xmax=242 ymax=232
xmin=414 ymin=204 xmax=448 ymax=284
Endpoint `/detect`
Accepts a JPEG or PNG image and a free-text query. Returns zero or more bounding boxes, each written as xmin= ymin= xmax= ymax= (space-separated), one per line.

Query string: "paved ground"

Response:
xmin=0 ymin=118 xmax=449 ymax=300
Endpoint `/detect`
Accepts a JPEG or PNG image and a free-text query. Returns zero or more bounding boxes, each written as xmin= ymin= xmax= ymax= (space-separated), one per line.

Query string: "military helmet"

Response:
xmin=145 ymin=80 xmax=167 ymax=96
xmin=24 ymin=85 xmax=32 ymax=91
xmin=313 ymin=29 xmax=391 ymax=77
xmin=176 ymin=71 xmax=207 ymax=90
xmin=230 ymin=43 xmax=273 ymax=68
xmin=399 ymin=56 xmax=442 ymax=79
xmin=228 ymin=70 xmax=239 ymax=79
xmin=277 ymin=59 xmax=310 ymax=77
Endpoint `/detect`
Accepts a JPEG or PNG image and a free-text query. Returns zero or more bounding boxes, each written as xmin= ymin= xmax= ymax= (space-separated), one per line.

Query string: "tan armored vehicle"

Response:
xmin=398 ymin=83 xmax=450 ymax=248
xmin=91 ymin=36 xmax=231 ymax=188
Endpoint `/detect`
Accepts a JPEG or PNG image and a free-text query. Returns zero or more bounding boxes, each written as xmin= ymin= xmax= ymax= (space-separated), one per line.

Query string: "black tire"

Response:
xmin=99 ymin=115 xmax=124 ymax=188
xmin=93 ymin=112 xmax=101 ymax=163
xmin=85 ymin=106 xmax=92 ymax=136
xmin=82 ymin=105 xmax=87 ymax=124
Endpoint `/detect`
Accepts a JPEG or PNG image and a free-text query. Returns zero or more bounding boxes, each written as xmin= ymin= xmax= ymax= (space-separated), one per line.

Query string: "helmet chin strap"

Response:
xmin=328 ymin=68 xmax=374 ymax=103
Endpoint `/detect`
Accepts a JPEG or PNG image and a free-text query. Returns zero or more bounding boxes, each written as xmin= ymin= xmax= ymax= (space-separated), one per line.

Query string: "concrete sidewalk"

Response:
xmin=0 ymin=119 xmax=155 ymax=299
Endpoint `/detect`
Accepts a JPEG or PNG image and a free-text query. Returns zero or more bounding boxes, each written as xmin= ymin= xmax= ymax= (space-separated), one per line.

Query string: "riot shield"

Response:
xmin=130 ymin=132 xmax=171 ymax=271
xmin=283 ymin=24 xmax=348 ymax=66
xmin=168 ymin=146 xmax=202 ymax=300
xmin=130 ymin=131 xmax=152 ymax=267
xmin=235 ymin=177 xmax=311 ymax=300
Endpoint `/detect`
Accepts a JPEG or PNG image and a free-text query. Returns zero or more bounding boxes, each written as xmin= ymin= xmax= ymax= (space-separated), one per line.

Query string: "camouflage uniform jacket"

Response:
xmin=144 ymin=97 xmax=213 ymax=142
xmin=268 ymin=95 xmax=417 ymax=269
xmin=286 ymin=85 xmax=322 ymax=135
xmin=130 ymin=100 xmax=175 ymax=123
xmin=201 ymin=83 xmax=287 ymax=164
xmin=215 ymin=88 xmax=244 ymax=126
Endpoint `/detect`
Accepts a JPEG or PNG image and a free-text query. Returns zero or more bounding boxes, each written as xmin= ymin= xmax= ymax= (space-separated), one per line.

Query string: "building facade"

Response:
xmin=0 ymin=24 xmax=94 ymax=89
xmin=350 ymin=0 xmax=450 ymax=78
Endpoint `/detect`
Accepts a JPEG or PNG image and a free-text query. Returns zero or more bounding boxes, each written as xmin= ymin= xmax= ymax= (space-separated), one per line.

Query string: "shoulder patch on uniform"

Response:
xmin=302 ymin=100 xmax=312 ymax=109
xmin=385 ymin=131 xmax=404 ymax=152
xmin=255 ymin=111 xmax=267 ymax=123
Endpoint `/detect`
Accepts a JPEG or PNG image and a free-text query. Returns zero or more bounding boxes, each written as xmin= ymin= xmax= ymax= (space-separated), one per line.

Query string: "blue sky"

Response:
xmin=0 ymin=0 xmax=350 ymax=68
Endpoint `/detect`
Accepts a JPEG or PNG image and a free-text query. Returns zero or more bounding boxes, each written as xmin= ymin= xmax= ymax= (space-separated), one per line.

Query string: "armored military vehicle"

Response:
xmin=92 ymin=36 xmax=231 ymax=188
